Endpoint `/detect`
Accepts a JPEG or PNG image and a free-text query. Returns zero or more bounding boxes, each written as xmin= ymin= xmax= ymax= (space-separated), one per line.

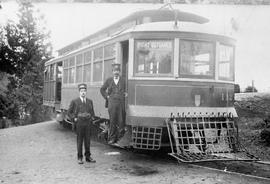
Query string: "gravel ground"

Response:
xmin=0 ymin=121 xmax=269 ymax=184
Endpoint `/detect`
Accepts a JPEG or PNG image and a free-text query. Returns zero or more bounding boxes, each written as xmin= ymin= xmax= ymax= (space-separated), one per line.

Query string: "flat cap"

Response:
xmin=78 ymin=83 xmax=87 ymax=90
xmin=112 ymin=63 xmax=121 ymax=71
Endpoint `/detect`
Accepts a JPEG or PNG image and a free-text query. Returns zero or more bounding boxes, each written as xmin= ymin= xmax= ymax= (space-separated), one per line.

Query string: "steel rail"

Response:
xmin=189 ymin=162 xmax=270 ymax=182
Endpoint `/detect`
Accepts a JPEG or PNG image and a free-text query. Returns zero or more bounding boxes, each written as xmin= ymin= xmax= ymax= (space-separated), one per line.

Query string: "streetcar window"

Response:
xmin=83 ymin=63 xmax=91 ymax=82
xmin=50 ymin=64 xmax=55 ymax=81
xmin=83 ymin=50 xmax=92 ymax=83
xmin=63 ymin=59 xmax=68 ymax=84
xmin=84 ymin=51 xmax=91 ymax=64
xmin=63 ymin=60 xmax=68 ymax=68
xmin=62 ymin=57 xmax=76 ymax=84
xmin=76 ymin=54 xmax=83 ymax=65
xmin=68 ymin=67 xmax=75 ymax=83
xmin=104 ymin=59 xmax=114 ymax=80
xmin=104 ymin=44 xmax=116 ymax=80
xmin=63 ymin=69 xmax=68 ymax=84
xmin=57 ymin=62 xmax=62 ymax=80
xmin=179 ymin=40 xmax=214 ymax=78
xmin=134 ymin=40 xmax=173 ymax=76
xmin=104 ymin=44 xmax=116 ymax=59
xmin=94 ymin=47 xmax=103 ymax=61
xmin=69 ymin=57 xmax=75 ymax=67
xmin=76 ymin=66 xmax=83 ymax=83
xmin=93 ymin=47 xmax=103 ymax=82
xmin=93 ymin=61 xmax=102 ymax=82
xmin=44 ymin=66 xmax=49 ymax=81
xmin=219 ymin=44 xmax=234 ymax=81
xmin=76 ymin=54 xmax=83 ymax=83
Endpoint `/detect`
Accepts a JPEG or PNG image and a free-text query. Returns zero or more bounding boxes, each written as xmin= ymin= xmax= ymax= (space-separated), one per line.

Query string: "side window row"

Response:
xmin=62 ymin=44 xmax=116 ymax=84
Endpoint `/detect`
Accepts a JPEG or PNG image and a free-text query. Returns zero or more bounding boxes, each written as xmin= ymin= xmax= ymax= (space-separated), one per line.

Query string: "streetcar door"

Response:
xmin=56 ymin=62 xmax=62 ymax=103
xmin=120 ymin=40 xmax=129 ymax=109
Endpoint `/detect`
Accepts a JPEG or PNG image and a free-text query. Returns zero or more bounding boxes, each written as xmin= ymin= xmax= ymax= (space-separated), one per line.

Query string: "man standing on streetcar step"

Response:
xmin=68 ymin=83 xmax=96 ymax=164
xmin=100 ymin=63 xmax=127 ymax=144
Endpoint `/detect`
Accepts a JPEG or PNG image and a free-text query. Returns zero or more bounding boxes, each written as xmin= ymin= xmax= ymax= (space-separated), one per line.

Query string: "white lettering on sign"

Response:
xmin=137 ymin=41 xmax=172 ymax=49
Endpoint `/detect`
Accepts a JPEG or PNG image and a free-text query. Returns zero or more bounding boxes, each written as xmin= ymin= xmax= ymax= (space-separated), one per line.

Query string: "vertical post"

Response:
xmin=115 ymin=42 xmax=121 ymax=65
xmin=215 ymin=42 xmax=220 ymax=81
xmin=252 ymin=80 xmax=255 ymax=93
xmin=128 ymin=38 xmax=134 ymax=79
xmin=174 ymin=38 xmax=179 ymax=78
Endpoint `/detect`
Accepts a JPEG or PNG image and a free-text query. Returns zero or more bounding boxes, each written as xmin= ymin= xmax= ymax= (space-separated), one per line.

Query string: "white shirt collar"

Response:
xmin=114 ymin=76 xmax=119 ymax=84
xmin=80 ymin=96 xmax=86 ymax=103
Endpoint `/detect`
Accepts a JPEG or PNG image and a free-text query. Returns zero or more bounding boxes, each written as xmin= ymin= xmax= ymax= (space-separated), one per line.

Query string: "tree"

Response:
xmin=0 ymin=0 xmax=52 ymax=123
xmin=244 ymin=86 xmax=258 ymax=93
xmin=0 ymin=25 xmax=20 ymax=75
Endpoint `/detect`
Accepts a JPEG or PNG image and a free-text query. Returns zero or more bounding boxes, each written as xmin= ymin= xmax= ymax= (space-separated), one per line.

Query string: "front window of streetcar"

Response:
xmin=134 ymin=40 xmax=173 ymax=76
xmin=218 ymin=44 xmax=234 ymax=81
xmin=179 ymin=40 xmax=214 ymax=79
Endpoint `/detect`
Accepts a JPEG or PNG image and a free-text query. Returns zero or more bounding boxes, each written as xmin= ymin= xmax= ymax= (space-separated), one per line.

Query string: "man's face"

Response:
xmin=79 ymin=88 xmax=86 ymax=98
xmin=113 ymin=69 xmax=120 ymax=77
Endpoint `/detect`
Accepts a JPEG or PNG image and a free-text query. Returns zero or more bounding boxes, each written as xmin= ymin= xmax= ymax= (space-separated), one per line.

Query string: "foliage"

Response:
xmin=0 ymin=26 xmax=19 ymax=75
xmin=234 ymin=84 xmax=240 ymax=93
xmin=0 ymin=0 xmax=52 ymax=124
xmin=2 ymin=0 xmax=268 ymax=5
xmin=244 ymin=85 xmax=258 ymax=93
xmin=73 ymin=0 xmax=270 ymax=4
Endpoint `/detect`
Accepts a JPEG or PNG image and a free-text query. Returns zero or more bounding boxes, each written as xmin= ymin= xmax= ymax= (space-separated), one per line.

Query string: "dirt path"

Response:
xmin=0 ymin=121 xmax=268 ymax=184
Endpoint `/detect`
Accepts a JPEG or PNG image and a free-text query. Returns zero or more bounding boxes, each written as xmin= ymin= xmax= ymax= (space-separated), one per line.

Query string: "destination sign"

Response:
xmin=137 ymin=41 xmax=172 ymax=49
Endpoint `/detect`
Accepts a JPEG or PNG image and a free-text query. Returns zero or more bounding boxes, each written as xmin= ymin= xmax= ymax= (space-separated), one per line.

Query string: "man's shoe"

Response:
xmin=78 ymin=158 xmax=83 ymax=164
xmin=86 ymin=157 xmax=96 ymax=163
xmin=108 ymin=139 xmax=117 ymax=144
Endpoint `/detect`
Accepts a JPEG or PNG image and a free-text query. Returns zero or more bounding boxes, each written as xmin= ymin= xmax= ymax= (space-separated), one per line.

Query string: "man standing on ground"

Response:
xmin=100 ymin=63 xmax=127 ymax=144
xmin=68 ymin=83 xmax=96 ymax=164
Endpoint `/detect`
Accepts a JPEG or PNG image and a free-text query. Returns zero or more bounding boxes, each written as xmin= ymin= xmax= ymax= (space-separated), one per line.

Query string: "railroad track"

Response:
xmin=127 ymin=147 xmax=270 ymax=182
xmin=190 ymin=160 xmax=270 ymax=182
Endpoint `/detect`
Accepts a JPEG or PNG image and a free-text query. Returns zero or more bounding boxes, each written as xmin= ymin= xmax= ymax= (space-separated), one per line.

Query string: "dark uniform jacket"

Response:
xmin=100 ymin=76 xmax=126 ymax=101
xmin=68 ymin=97 xmax=95 ymax=124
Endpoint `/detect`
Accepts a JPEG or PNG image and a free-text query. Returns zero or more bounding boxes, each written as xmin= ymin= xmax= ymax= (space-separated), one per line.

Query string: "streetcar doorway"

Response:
xmin=56 ymin=62 xmax=62 ymax=103
xmin=120 ymin=40 xmax=129 ymax=108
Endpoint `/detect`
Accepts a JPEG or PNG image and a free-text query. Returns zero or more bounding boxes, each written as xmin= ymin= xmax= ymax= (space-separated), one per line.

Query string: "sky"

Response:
xmin=0 ymin=2 xmax=270 ymax=92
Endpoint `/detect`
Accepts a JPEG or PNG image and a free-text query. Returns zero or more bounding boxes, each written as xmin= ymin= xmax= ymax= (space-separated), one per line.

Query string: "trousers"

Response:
xmin=76 ymin=122 xmax=91 ymax=159
xmin=108 ymin=98 xmax=125 ymax=142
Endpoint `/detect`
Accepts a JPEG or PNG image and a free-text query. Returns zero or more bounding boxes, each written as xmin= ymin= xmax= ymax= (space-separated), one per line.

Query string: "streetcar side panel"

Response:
xmin=60 ymin=85 xmax=109 ymax=119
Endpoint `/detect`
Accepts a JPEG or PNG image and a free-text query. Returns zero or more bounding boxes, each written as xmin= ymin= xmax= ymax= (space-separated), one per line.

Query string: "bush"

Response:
xmin=261 ymin=129 xmax=270 ymax=145
xmin=244 ymin=86 xmax=258 ymax=93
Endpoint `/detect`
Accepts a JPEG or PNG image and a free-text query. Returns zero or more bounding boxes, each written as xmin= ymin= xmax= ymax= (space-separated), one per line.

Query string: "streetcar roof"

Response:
xmin=57 ymin=9 xmax=209 ymax=55
xmin=122 ymin=21 xmax=233 ymax=37
xmin=45 ymin=20 xmax=235 ymax=65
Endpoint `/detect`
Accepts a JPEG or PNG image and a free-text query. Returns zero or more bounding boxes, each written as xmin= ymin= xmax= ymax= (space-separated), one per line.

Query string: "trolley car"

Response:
xmin=43 ymin=8 xmax=257 ymax=162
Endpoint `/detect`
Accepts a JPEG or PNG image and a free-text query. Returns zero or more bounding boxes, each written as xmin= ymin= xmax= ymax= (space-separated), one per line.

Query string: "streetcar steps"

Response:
xmin=132 ymin=126 xmax=162 ymax=150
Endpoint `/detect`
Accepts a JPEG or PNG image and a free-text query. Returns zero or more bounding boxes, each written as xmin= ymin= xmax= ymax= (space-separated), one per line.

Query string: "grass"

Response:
xmin=235 ymin=97 xmax=270 ymax=161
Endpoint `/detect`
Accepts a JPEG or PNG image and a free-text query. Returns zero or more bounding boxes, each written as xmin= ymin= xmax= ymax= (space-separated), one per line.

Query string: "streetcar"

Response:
xmin=43 ymin=8 xmax=257 ymax=162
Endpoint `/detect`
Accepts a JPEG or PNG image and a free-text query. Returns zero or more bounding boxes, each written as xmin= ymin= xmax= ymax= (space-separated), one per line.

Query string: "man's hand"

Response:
xmin=124 ymin=92 xmax=128 ymax=97
xmin=72 ymin=123 xmax=76 ymax=132
xmin=78 ymin=113 xmax=91 ymax=119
